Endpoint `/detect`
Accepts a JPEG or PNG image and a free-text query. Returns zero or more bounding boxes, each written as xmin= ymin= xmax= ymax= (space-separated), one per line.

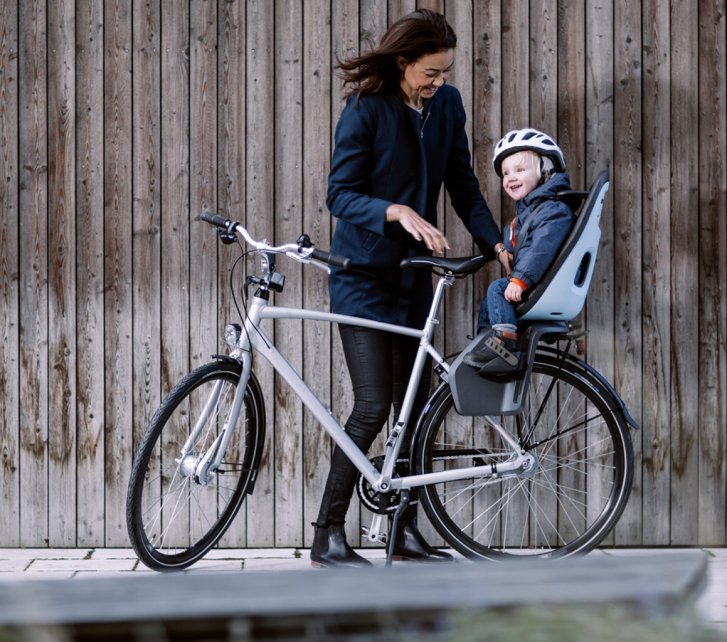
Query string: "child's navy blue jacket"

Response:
xmin=504 ymin=172 xmax=575 ymax=289
xmin=326 ymin=84 xmax=501 ymax=326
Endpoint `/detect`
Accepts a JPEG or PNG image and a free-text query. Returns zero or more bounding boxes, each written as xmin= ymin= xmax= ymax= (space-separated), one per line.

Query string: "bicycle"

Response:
xmin=126 ymin=173 xmax=636 ymax=571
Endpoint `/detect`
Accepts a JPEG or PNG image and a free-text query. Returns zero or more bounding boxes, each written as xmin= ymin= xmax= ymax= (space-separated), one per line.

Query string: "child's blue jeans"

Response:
xmin=477 ymin=277 xmax=518 ymax=334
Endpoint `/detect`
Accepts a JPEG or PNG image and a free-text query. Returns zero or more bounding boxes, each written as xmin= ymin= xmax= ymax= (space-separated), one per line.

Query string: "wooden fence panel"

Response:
xmin=103 ymin=0 xmax=133 ymax=547
xmin=131 ymin=3 xmax=162 ymax=559
xmin=327 ymin=0 xmax=358 ymax=548
xmin=0 ymin=0 xmax=726 ymax=549
xmin=75 ymin=0 xmax=104 ymax=547
xmin=669 ymin=0 xmax=699 ymax=545
xmin=273 ymin=0 xmax=304 ymax=546
xmin=216 ymin=0 xmax=245 ymax=547
xmin=47 ymin=0 xmax=77 ymax=547
xmin=244 ymin=0 xmax=275 ymax=547
xmin=586 ymin=0 xmax=615 ymax=544
xmin=302 ymin=0 xmax=333 ymax=547
xmin=0 ymin=0 xmax=19 ymax=547
xmin=613 ymin=0 xmax=643 ymax=545
xmin=18 ymin=0 xmax=49 ymax=547
xmin=698 ymin=0 xmax=727 ymax=545
xmin=641 ymin=0 xmax=672 ymax=545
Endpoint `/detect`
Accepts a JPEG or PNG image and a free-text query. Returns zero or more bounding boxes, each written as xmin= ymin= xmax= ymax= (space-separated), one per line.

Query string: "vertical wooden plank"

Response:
xmin=444 ymin=0 xmax=475 ymax=333
xmin=500 ymin=1 xmax=529 ymax=132
xmin=160 ymin=1 xmax=189 ymax=434
xmin=349 ymin=0 xmax=388 ymax=546
xmin=668 ymin=0 xmax=699 ymax=545
xmin=245 ymin=0 xmax=275 ymax=546
xmin=273 ymin=0 xmax=304 ymax=547
xmin=612 ymin=0 xmax=643 ymax=545
xmin=697 ymin=0 xmax=727 ymax=545
xmin=388 ymin=0 xmax=415 ymax=23
xmin=189 ymin=0 xmax=217 ymax=368
xmin=557 ymin=0 xmax=585 ymax=186
xmin=76 ymin=0 xmax=105 ymax=546
xmin=641 ymin=0 xmax=671 ymax=545
xmin=360 ymin=0 xmax=387 ymax=55
xmin=473 ymin=0 xmax=502 ymax=317
xmin=529 ymin=0 xmax=558 ymax=133
xmin=555 ymin=0 xmax=587 ymax=545
xmin=327 ymin=0 xmax=358 ymax=547
xmin=132 ymin=0 xmax=161 ymax=466
xmin=433 ymin=0 xmax=476 ymax=549
xmin=104 ymin=0 xmax=134 ymax=546
xmin=500 ymin=0 xmax=529 ymax=241
xmin=217 ymin=0 xmax=245 ymax=547
xmin=47 ymin=0 xmax=76 ymax=547
xmin=585 ymin=0 xmax=615 ymax=543
xmin=302 ymin=0 xmax=332 ymax=548
xmin=189 ymin=0 xmax=218 ymax=545
xmin=18 ymin=0 xmax=49 ymax=547
xmin=0 ymin=0 xmax=20 ymax=546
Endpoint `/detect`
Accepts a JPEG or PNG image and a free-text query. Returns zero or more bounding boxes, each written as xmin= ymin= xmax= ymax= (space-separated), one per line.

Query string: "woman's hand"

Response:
xmin=386 ymin=204 xmax=450 ymax=254
xmin=496 ymin=246 xmax=513 ymax=275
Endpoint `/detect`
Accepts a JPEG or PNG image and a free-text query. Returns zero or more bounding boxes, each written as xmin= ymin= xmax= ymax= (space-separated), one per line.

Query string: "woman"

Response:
xmin=312 ymin=9 xmax=509 ymax=567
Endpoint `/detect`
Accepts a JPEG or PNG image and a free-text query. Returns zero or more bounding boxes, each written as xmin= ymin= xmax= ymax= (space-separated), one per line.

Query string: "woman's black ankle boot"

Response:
xmin=310 ymin=523 xmax=373 ymax=568
xmin=392 ymin=507 xmax=454 ymax=562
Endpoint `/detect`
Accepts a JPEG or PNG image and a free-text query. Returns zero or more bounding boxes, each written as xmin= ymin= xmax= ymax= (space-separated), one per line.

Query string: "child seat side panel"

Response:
xmin=517 ymin=173 xmax=609 ymax=321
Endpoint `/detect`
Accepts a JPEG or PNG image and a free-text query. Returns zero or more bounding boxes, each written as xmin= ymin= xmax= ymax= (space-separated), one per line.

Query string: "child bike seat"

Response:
xmin=515 ymin=170 xmax=610 ymax=321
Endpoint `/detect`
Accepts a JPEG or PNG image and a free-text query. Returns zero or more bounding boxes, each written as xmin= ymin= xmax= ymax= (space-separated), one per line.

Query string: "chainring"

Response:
xmin=356 ymin=455 xmax=409 ymax=515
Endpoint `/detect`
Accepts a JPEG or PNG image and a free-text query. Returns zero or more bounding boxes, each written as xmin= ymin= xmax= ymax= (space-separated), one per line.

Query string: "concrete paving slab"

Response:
xmin=177 ymin=559 xmax=245 ymax=572
xmin=0 ymin=560 xmax=31 ymax=572
xmin=243 ymin=558 xmax=315 ymax=572
xmin=29 ymin=558 xmax=137 ymax=572
xmin=88 ymin=548 xmax=140 ymax=560
xmin=0 ymin=548 xmax=92 ymax=560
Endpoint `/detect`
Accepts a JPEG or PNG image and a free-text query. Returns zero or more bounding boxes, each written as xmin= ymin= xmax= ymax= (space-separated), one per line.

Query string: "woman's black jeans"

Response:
xmin=315 ymin=324 xmax=432 ymax=527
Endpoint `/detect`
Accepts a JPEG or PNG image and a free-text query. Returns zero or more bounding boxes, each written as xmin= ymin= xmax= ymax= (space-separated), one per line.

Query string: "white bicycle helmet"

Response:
xmin=492 ymin=128 xmax=566 ymax=177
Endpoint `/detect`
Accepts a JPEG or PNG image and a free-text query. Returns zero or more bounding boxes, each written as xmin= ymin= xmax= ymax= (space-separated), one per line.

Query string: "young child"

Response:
xmin=465 ymin=128 xmax=575 ymax=374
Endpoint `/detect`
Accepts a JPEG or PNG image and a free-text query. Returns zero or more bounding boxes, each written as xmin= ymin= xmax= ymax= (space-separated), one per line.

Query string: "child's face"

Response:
xmin=501 ymin=152 xmax=541 ymax=201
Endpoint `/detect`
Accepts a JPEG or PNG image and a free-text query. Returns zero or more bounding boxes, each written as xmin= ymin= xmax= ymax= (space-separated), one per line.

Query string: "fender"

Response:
xmin=535 ymin=346 xmax=640 ymax=431
xmin=408 ymin=381 xmax=451 ymax=474
xmin=212 ymin=354 xmax=267 ymax=493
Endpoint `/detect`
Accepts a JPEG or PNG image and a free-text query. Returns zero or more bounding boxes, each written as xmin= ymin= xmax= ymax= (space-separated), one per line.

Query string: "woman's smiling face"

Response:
xmin=399 ymin=49 xmax=454 ymax=108
xmin=501 ymin=151 xmax=541 ymax=201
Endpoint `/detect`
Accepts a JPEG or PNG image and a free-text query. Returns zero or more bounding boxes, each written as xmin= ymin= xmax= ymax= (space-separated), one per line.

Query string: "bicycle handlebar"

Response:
xmin=200 ymin=211 xmax=351 ymax=270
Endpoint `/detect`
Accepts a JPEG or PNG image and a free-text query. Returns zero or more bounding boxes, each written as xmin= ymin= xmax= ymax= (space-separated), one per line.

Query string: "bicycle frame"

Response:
xmin=223 ymin=271 xmax=532 ymax=495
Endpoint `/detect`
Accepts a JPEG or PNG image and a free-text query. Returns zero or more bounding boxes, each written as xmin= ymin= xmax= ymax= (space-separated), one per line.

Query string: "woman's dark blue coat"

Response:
xmin=327 ymin=84 xmax=501 ymax=328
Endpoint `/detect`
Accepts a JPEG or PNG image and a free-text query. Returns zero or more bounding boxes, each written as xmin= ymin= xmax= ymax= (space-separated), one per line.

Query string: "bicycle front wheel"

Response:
xmin=415 ymin=349 xmax=634 ymax=559
xmin=127 ymin=360 xmax=265 ymax=571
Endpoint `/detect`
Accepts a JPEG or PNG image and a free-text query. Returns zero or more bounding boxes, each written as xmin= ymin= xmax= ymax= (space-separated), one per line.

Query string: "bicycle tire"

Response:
xmin=126 ymin=360 xmax=265 ymax=571
xmin=414 ymin=348 xmax=634 ymax=559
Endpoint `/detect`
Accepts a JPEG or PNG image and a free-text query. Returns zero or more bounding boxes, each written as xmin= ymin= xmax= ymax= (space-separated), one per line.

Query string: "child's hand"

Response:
xmin=504 ymin=280 xmax=523 ymax=302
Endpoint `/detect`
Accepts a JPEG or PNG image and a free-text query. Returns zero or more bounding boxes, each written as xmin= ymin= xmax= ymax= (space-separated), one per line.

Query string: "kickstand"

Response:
xmin=385 ymin=490 xmax=410 ymax=567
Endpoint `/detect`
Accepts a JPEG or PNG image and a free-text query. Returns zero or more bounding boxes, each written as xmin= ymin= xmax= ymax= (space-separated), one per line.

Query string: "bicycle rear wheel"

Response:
xmin=414 ymin=349 xmax=634 ymax=559
xmin=127 ymin=360 xmax=265 ymax=571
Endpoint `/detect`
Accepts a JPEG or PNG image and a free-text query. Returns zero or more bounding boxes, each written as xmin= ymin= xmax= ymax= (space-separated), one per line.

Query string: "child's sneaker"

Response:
xmin=463 ymin=325 xmax=521 ymax=374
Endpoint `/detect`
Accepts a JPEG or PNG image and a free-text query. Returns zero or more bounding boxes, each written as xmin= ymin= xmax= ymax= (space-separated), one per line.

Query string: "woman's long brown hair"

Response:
xmin=337 ymin=9 xmax=457 ymax=99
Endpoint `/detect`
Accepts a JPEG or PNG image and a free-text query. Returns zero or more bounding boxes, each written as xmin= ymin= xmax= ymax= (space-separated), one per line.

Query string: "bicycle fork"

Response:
xmin=177 ymin=352 xmax=253 ymax=485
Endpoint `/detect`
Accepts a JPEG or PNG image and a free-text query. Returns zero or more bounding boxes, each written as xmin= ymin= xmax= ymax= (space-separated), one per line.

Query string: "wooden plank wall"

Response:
xmin=0 ymin=0 xmax=725 ymax=548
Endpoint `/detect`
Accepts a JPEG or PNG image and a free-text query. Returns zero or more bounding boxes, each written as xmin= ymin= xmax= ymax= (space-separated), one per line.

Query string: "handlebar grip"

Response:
xmin=311 ymin=248 xmax=351 ymax=270
xmin=200 ymin=211 xmax=233 ymax=229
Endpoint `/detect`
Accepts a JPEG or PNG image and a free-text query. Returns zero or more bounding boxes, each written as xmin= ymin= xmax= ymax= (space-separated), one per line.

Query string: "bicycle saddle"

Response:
xmin=400 ymin=254 xmax=486 ymax=276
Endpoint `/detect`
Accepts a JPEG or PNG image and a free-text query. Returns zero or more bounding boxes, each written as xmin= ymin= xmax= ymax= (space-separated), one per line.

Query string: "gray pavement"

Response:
xmin=0 ymin=547 xmax=725 ymax=635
